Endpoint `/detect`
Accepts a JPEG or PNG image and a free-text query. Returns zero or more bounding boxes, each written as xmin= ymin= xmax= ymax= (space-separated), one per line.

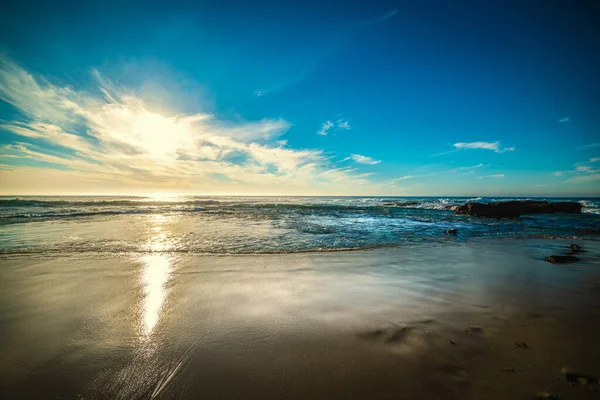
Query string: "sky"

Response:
xmin=0 ymin=0 xmax=599 ymax=196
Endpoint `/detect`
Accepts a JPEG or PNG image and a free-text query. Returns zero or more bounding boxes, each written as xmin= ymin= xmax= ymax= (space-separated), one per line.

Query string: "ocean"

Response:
xmin=1 ymin=196 xmax=599 ymax=255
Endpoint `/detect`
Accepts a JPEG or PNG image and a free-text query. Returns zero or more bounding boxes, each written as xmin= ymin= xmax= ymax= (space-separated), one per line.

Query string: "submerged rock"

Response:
xmin=568 ymin=244 xmax=583 ymax=252
xmin=455 ymin=200 xmax=581 ymax=218
xmin=446 ymin=228 xmax=457 ymax=235
xmin=545 ymin=255 xmax=580 ymax=264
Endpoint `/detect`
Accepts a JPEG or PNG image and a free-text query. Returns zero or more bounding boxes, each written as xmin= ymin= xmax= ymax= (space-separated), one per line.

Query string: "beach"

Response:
xmin=2 ymin=238 xmax=599 ymax=399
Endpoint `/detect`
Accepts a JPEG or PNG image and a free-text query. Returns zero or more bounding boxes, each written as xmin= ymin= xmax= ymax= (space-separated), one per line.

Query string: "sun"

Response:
xmin=132 ymin=112 xmax=189 ymax=160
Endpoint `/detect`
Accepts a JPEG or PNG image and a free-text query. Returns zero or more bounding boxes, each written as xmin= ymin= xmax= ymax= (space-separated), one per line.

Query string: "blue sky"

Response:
xmin=0 ymin=0 xmax=599 ymax=195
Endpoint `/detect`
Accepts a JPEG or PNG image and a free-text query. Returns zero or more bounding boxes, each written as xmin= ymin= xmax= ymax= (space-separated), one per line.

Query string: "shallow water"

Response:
xmin=1 ymin=239 xmax=600 ymax=399
xmin=1 ymin=196 xmax=599 ymax=255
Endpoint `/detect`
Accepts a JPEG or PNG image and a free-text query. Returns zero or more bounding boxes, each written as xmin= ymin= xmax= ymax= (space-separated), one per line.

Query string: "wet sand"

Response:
xmin=1 ymin=239 xmax=600 ymax=399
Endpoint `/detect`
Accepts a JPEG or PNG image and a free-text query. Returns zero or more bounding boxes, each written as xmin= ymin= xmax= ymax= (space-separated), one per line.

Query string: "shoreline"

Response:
xmin=1 ymin=238 xmax=599 ymax=399
xmin=1 ymin=234 xmax=599 ymax=259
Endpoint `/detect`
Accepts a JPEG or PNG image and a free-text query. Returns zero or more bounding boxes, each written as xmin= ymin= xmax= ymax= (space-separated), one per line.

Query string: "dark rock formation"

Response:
xmin=455 ymin=200 xmax=581 ymax=218
xmin=545 ymin=255 xmax=580 ymax=264
xmin=446 ymin=228 xmax=457 ymax=235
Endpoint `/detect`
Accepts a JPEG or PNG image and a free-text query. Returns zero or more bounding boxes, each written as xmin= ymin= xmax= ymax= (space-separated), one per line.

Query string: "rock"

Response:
xmin=455 ymin=200 xmax=581 ymax=218
xmin=569 ymin=244 xmax=583 ymax=252
xmin=545 ymin=255 xmax=580 ymax=264
xmin=446 ymin=228 xmax=457 ymax=235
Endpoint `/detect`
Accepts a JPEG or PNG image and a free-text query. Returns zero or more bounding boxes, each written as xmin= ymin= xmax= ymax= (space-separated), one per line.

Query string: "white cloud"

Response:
xmin=456 ymin=163 xmax=485 ymax=170
xmin=317 ymin=118 xmax=351 ymax=135
xmin=558 ymin=117 xmax=571 ymax=123
xmin=0 ymin=57 xmax=375 ymax=195
xmin=337 ymin=120 xmax=351 ymax=130
xmin=317 ymin=120 xmax=334 ymax=135
xmin=576 ymin=165 xmax=594 ymax=173
xmin=347 ymin=154 xmax=381 ymax=165
xmin=453 ymin=141 xmax=515 ymax=153
xmin=478 ymin=174 xmax=504 ymax=179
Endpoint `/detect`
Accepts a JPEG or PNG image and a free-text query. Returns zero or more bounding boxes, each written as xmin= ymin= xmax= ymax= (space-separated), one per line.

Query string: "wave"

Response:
xmin=0 ymin=243 xmax=403 ymax=256
xmin=0 ymin=198 xmax=221 ymax=208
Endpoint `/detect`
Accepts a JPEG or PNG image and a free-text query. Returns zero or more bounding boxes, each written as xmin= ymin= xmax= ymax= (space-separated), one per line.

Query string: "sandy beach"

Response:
xmin=1 ymin=238 xmax=599 ymax=399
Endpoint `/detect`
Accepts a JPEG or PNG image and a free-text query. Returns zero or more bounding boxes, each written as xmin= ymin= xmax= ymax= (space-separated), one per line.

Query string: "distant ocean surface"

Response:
xmin=1 ymin=196 xmax=599 ymax=255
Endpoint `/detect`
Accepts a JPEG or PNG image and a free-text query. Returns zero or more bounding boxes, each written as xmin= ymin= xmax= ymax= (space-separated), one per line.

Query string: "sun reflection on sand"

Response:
xmin=140 ymin=254 xmax=171 ymax=337
xmin=138 ymin=214 xmax=174 ymax=338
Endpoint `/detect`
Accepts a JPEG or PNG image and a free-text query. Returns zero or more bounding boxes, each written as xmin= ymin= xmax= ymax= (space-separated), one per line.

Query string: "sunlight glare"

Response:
xmin=132 ymin=112 xmax=189 ymax=160
xmin=139 ymin=254 xmax=172 ymax=337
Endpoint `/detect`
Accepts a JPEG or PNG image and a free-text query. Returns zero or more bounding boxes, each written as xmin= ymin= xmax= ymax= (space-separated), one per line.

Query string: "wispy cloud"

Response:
xmin=337 ymin=120 xmax=351 ymax=130
xmin=558 ymin=116 xmax=571 ymax=123
xmin=0 ymin=57 xmax=375 ymax=194
xmin=253 ymin=84 xmax=283 ymax=97
xmin=566 ymin=174 xmax=600 ymax=184
xmin=392 ymin=163 xmax=487 ymax=181
xmin=346 ymin=154 xmax=381 ymax=165
xmin=317 ymin=120 xmax=334 ymax=136
xmin=365 ymin=9 xmax=398 ymax=24
xmin=453 ymin=141 xmax=515 ymax=153
xmin=478 ymin=174 xmax=505 ymax=179
xmin=317 ymin=118 xmax=351 ymax=135
xmin=555 ymin=158 xmax=600 ymax=184
xmin=580 ymin=143 xmax=600 ymax=149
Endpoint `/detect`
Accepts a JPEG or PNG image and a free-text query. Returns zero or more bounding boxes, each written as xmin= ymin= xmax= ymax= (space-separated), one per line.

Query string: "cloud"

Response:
xmin=337 ymin=120 xmax=351 ymax=130
xmin=558 ymin=117 xmax=571 ymax=123
xmin=317 ymin=118 xmax=350 ymax=135
xmin=0 ymin=57 xmax=375 ymax=195
xmin=580 ymin=143 xmax=600 ymax=149
xmin=565 ymin=174 xmax=600 ymax=184
xmin=317 ymin=120 xmax=334 ymax=135
xmin=478 ymin=174 xmax=504 ymax=179
xmin=456 ymin=163 xmax=485 ymax=170
xmin=393 ymin=163 xmax=488 ymax=182
xmin=453 ymin=141 xmax=515 ymax=153
xmin=556 ymin=158 xmax=600 ymax=184
xmin=347 ymin=154 xmax=381 ymax=165
xmin=365 ymin=9 xmax=398 ymax=24
xmin=253 ymin=84 xmax=283 ymax=98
